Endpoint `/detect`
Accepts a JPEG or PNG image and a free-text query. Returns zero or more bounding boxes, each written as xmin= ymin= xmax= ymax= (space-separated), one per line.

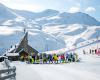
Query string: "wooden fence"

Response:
xmin=0 ymin=66 xmax=16 ymax=80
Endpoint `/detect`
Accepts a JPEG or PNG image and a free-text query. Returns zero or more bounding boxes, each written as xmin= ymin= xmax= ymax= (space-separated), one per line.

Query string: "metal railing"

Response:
xmin=0 ymin=66 xmax=16 ymax=80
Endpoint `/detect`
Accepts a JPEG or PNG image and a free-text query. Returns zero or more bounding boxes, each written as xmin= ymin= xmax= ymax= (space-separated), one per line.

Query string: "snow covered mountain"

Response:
xmin=0 ymin=3 xmax=100 ymax=26
xmin=14 ymin=10 xmax=100 ymax=26
xmin=0 ymin=3 xmax=100 ymax=55
xmin=14 ymin=9 xmax=59 ymax=19
xmin=0 ymin=3 xmax=17 ymax=21
xmin=57 ymin=12 xmax=100 ymax=26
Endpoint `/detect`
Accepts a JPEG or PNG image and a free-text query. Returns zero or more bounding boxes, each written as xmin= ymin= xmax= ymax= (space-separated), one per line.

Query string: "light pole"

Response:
xmin=96 ymin=35 xmax=99 ymax=49
xmin=96 ymin=30 xmax=100 ymax=49
xmin=74 ymin=43 xmax=77 ymax=53
xmin=45 ymin=38 xmax=49 ymax=51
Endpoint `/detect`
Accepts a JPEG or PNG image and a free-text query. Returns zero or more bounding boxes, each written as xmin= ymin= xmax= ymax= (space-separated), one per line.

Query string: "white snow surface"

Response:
xmin=7 ymin=54 xmax=100 ymax=80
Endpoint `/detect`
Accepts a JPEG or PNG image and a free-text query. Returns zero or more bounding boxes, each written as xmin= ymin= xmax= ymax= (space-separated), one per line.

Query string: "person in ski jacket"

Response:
xmin=39 ymin=54 xmax=43 ymax=64
xmin=28 ymin=56 xmax=32 ymax=63
xmin=42 ymin=53 xmax=47 ymax=63
xmin=74 ymin=53 xmax=78 ymax=62
xmin=96 ymin=48 xmax=100 ymax=56
xmin=32 ymin=54 xmax=36 ymax=63
xmin=48 ymin=54 xmax=53 ymax=63
xmin=66 ymin=53 xmax=69 ymax=62
xmin=71 ymin=53 xmax=75 ymax=62
xmin=83 ymin=50 xmax=86 ymax=54
xmin=53 ymin=54 xmax=58 ymax=63
xmin=58 ymin=54 xmax=61 ymax=63
xmin=61 ymin=54 xmax=65 ymax=63
xmin=35 ymin=54 xmax=40 ymax=64
xmin=68 ymin=53 xmax=72 ymax=62
xmin=31 ymin=58 xmax=34 ymax=64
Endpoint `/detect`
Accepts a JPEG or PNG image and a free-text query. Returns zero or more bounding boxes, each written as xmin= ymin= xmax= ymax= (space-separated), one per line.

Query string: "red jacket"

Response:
xmin=61 ymin=55 xmax=65 ymax=59
xmin=96 ymin=49 xmax=100 ymax=55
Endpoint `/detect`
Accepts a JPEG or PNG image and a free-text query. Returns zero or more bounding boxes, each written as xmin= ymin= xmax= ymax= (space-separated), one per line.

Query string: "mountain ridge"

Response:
xmin=0 ymin=3 xmax=100 ymax=26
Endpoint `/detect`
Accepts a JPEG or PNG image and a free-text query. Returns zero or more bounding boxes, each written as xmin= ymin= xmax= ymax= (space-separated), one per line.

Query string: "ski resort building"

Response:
xmin=4 ymin=31 xmax=38 ymax=61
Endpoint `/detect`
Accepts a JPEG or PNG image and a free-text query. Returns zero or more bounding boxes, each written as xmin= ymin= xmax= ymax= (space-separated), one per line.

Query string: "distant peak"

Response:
xmin=42 ymin=9 xmax=59 ymax=13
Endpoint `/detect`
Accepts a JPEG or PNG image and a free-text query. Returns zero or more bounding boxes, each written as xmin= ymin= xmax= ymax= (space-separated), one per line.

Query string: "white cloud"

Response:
xmin=0 ymin=27 xmax=15 ymax=35
xmin=6 ymin=3 xmax=42 ymax=11
xmin=85 ymin=7 xmax=96 ymax=12
xmin=0 ymin=0 xmax=11 ymax=3
xmin=68 ymin=7 xmax=80 ymax=13
xmin=0 ymin=0 xmax=43 ymax=12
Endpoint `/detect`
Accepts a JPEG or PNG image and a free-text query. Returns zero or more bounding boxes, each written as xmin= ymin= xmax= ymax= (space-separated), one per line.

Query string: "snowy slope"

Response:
xmin=43 ymin=24 xmax=100 ymax=47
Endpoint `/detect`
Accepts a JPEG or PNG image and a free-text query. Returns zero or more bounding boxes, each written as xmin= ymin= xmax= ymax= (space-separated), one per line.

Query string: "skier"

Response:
xmin=83 ymin=50 xmax=86 ymax=54
xmin=39 ymin=54 xmax=43 ymax=64
xmin=53 ymin=54 xmax=58 ymax=64
xmin=73 ymin=53 xmax=78 ymax=62
xmin=65 ymin=53 xmax=69 ymax=62
xmin=58 ymin=54 xmax=61 ymax=63
xmin=31 ymin=57 xmax=34 ymax=64
xmin=48 ymin=54 xmax=53 ymax=64
xmin=96 ymin=48 xmax=100 ymax=56
xmin=28 ymin=55 xmax=32 ymax=64
xmin=71 ymin=53 xmax=75 ymax=62
xmin=95 ymin=49 xmax=97 ymax=54
xmin=61 ymin=54 xmax=65 ymax=63
xmin=90 ymin=49 xmax=92 ymax=54
xmin=35 ymin=54 xmax=40 ymax=64
xmin=32 ymin=54 xmax=36 ymax=63
xmin=43 ymin=53 xmax=47 ymax=64
xmin=68 ymin=53 xmax=72 ymax=62
xmin=92 ymin=49 xmax=94 ymax=54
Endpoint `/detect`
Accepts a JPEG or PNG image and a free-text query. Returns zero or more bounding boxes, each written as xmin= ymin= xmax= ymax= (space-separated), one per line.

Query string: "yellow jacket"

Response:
xmin=54 ymin=55 xmax=58 ymax=60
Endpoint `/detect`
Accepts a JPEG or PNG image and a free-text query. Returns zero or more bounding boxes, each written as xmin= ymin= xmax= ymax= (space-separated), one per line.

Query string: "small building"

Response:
xmin=5 ymin=53 xmax=19 ymax=61
xmin=4 ymin=31 xmax=38 ymax=61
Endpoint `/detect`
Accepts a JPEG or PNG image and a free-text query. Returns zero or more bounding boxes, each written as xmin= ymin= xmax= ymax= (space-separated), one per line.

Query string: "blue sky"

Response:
xmin=0 ymin=0 xmax=100 ymax=21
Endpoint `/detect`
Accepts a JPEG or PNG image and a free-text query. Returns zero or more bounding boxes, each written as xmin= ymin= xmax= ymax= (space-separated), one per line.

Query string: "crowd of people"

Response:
xmin=83 ymin=48 xmax=100 ymax=55
xmin=20 ymin=52 xmax=79 ymax=64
